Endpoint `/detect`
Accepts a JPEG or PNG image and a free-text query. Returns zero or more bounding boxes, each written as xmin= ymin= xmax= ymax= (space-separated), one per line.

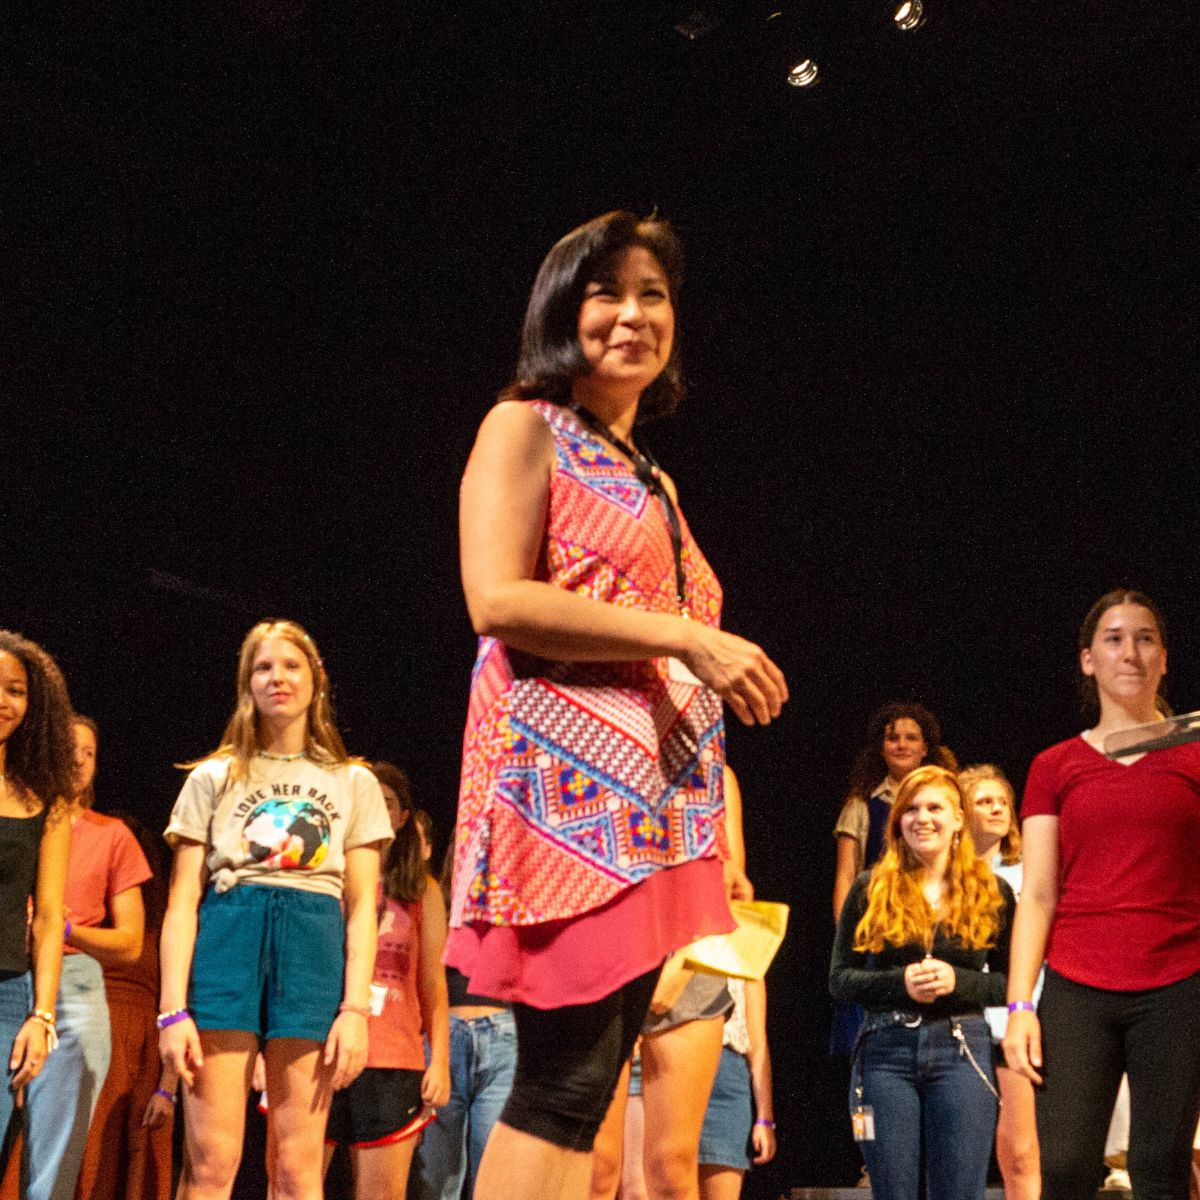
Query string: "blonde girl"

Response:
xmin=159 ymin=620 xmax=392 ymax=1200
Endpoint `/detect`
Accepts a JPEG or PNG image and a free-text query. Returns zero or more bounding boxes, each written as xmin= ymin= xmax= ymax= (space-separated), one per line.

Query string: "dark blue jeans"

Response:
xmin=852 ymin=1013 xmax=998 ymax=1200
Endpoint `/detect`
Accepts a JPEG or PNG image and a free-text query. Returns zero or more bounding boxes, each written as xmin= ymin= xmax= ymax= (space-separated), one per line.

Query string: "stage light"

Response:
xmin=786 ymin=58 xmax=820 ymax=86
xmin=893 ymin=0 xmax=926 ymax=31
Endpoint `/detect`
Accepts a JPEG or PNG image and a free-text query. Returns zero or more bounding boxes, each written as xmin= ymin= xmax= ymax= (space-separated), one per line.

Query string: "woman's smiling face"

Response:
xmin=899 ymin=783 xmax=964 ymax=870
xmin=574 ymin=245 xmax=674 ymax=399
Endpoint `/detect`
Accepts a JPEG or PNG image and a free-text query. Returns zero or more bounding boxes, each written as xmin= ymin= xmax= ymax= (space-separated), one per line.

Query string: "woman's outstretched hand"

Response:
xmin=1002 ymin=1008 xmax=1044 ymax=1085
xmin=682 ymin=626 xmax=788 ymax=726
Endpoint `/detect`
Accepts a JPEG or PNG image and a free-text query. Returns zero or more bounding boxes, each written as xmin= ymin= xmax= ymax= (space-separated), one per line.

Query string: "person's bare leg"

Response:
xmin=177 ymin=1031 xmax=257 ymax=1200
xmin=619 ymin=1092 xmax=649 ymax=1200
xmin=263 ymin=1039 xmax=334 ymax=1200
xmin=640 ymin=1019 xmax=723 ymax=1200
xmin=350 ymin=1137 xmax=420 ymax=1200
xmin=590 ymin=1060 xmax=631 ymax=1200
xmin=474 ymin=1123 xmax=594 ymax=1200
xmin=995 ymin=1066 xmax=1040 ymax=1200
xmin=697 ymin=1165 xmax=745 ymax=1200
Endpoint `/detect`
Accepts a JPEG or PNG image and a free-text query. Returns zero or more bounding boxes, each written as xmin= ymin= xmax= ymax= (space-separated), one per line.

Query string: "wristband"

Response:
xmin=754 ymin=1118 xmax=776 ymax=1130
xmin=28 ymin=1010 xmax=59 ymax=1052
xmin=154 ymin=1087 xmax=178 ymax=1105
xmin=63 ymin=919 xmax=72 ymax=942
xmin=338 ymin=1002 xmax=371 ymax=1019
xmin=156 ymin=1008 xmax=191 ymax=1030
xmin=1007 ymin=1000 xmax=1036 ymax=1014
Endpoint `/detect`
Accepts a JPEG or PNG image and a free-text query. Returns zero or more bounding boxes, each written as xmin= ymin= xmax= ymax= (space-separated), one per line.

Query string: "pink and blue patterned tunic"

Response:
xmin=447 ymin=401 xmax=731 ymax=1003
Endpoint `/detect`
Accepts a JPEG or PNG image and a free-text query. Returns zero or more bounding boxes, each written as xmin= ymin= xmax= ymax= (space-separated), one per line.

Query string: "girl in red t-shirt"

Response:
xmin=1005 ymin=590 xmax=1200 ymax=1200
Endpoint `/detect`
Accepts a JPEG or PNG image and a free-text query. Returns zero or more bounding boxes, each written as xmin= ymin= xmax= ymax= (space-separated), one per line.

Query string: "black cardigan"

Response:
xmin=829 ymin=871 xmax=1015 ymax=1020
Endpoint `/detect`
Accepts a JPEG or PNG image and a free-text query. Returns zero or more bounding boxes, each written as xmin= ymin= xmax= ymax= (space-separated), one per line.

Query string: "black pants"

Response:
xmin=1037 ymin=965 xmax=1200 ymax=1200
xmin=500 ymin=965 xmax=661 ymax=1151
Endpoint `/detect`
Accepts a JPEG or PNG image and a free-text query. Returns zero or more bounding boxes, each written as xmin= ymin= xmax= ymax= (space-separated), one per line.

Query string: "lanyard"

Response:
xmin=570 ymin=404 xmax=688 ymax=615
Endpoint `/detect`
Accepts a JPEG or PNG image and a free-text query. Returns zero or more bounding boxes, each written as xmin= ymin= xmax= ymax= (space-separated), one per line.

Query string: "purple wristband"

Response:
xmin=154 ymin=1087 xmax=177 ymax=1104
xmin=1007 ymin=1000 xmax=1036 ymax=1014
xmin=156 ymin=1009 xmax=191 ymax=1030
xmin=63 ymin=919 xmax=72 ymax=942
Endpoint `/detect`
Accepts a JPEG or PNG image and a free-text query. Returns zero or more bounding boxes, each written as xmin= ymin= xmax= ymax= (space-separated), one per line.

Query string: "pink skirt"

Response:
xmin=445 ymin=857 xmax=733 ymax=1009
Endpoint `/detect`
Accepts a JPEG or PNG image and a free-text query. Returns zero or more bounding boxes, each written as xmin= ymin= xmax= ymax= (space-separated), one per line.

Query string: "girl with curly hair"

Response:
xmin=832 ymin=702 xmax=957 ymax=923
xmin=830 ymin=764 xmax=1015 ymax=1200
xmin=0 ymin=631 xmax=73 ymax=1175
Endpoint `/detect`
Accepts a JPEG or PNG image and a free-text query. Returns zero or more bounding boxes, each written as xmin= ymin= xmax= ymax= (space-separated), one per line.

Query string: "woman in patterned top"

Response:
xmin=450 ymin=211 xmax=787 ymax=1199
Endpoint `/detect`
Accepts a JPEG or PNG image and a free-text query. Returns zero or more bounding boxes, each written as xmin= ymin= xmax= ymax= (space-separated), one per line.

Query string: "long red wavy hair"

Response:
xmin=854 ymin=765 xmax=1004 ymax=954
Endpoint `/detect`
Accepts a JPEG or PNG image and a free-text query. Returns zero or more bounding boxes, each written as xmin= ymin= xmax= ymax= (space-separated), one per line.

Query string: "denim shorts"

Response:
xmin=698 ymin=1045 xmax=753 ymax=1169
xmin=189 ymin=884 xmax=343 ymax=1042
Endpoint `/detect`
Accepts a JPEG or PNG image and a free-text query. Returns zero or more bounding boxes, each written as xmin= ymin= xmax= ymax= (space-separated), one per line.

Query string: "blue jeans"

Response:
xmin=852 ymin=1014 xmax=997 ymax=1200
xmin=1 ymin=972 xmax=33 ymax=1172
xmin=22 ymin=954 xmax=112 ymax=1200
xmin=412 ymin=1011 xmax=517 ymax=1200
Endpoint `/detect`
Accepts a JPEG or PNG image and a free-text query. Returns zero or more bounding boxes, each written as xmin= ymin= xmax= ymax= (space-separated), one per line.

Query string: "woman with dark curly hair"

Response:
xmin=450 ymin=210 xmax=787 ymax=1200
xmin=832 ymin=702 xmax=957 ymax=923
xmin=0 ymin=631 xmax=73 ymax=1174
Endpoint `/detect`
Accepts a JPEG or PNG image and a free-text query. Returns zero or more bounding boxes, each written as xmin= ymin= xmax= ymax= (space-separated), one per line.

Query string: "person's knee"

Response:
xmin=997 ymin=1137 xmax=1040 ymax=1184
xmin=186 ymin=1132 xmax=243 ymax=1190
xmin=589 ymin=1143 xmax=622 ymax=1200
xmin=642 ymin=1139 xmax=696 ymax=1200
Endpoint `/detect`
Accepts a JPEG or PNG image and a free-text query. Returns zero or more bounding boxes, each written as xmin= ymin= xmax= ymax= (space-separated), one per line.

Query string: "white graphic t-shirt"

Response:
xmin=165 ymin=755 xmax=393 ymax=898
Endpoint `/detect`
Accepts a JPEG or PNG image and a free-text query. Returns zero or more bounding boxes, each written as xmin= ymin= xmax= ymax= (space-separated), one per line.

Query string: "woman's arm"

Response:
xmin=1003 ymin=815 xmax=1059 ymax=1084
xmin=10 ymin=809 xmax=71 ymax=1090
xmin=460 ymin=402 xmax=787 ymax=726
xmin=722 ymin=766 xmax=753 ymax=900
xmin=744 ymin=979 xmax=777 ymax=1164
xmin=828 ymin=876 xmax=909 ymax=1008
xmin=158 ymin=841 xmax=208 ymax=1087
xmin=67 ymin=885 xmax=145 ymax=967
xmin=324 ymin=843 xmax=382 ymax=1090
xmin=416 ymin=875 xmax=451 ymax=1107
xmin=832 ymin=835 xmax=859 ymax=923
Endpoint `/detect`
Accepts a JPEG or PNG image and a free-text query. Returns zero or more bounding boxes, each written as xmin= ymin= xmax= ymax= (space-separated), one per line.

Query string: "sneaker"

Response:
xmin=1103 ymin=1167 xmax=1132 ymax=1194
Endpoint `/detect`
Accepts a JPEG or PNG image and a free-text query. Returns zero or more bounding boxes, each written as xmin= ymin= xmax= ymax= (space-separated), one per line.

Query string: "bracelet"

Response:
xmin=27 ymin=1011 xmax=59 ymax=1052
xmin=153 ymin=1087 xmax=178 ymax=1105
xmin=1007 ymin=1000 xmax=1036 ymax=1014
xmin=63 ymin=918 xmax=72 ymax=942
xmin=754 ymin=1117 xmax=776 ymax=1130
xmin=338 ymin=1002 xmax=371 ymax=1019
xmin=156 ymin=1009 xmax=191 ymax=1030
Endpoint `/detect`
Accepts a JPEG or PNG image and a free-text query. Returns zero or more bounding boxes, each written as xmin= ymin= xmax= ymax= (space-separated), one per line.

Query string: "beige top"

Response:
xmin=832 ymin=779 xmax=895 ymax=874
xmin=166 ymin=756 xmax=392 ymax=898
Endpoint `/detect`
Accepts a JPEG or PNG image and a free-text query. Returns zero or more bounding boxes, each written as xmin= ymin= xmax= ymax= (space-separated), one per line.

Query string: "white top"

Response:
xmin=166 ymin=755 xmax=393 ymax=898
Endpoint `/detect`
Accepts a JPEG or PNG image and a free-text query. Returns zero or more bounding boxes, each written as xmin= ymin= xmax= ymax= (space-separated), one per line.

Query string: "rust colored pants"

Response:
xmin=74 ymin=999 xmax=173 ymax=1200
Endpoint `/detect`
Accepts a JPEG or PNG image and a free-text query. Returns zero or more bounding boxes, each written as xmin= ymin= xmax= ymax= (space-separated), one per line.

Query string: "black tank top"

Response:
xmin=0 ymin=807 xmax=48 ymax=976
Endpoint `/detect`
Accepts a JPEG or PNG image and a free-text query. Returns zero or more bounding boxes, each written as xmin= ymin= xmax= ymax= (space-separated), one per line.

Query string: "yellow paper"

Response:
xmin=682 ymin=900 xmax=789 ymax=981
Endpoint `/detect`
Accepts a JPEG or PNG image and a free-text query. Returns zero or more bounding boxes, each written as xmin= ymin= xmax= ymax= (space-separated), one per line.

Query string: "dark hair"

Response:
xmin=501 ymin=210 xmax=685 ymax=423
xmin=0 ymin=630 xmax=75 ymax=811
xmin=1078 ymin=589 xmax=1168 ymax=720
xmin=107 ymin=811 xmax=168 ymax=924
xmin=845 ymin=701 xmax=958 ymax=801
xmin=371 ymin=761 xmax=414 ymax=821
xmin=72 ymin=714 xmax=99 ymax=809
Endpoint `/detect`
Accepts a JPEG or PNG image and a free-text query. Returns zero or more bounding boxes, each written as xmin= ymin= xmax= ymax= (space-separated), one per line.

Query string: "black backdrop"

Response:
xmin=8 ymin=0 xmax=1200 ymax=1192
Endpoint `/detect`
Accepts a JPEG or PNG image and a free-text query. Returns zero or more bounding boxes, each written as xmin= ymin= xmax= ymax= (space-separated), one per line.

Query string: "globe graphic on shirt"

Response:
xmin=242 ymin=798 xmax=331 ymax=870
